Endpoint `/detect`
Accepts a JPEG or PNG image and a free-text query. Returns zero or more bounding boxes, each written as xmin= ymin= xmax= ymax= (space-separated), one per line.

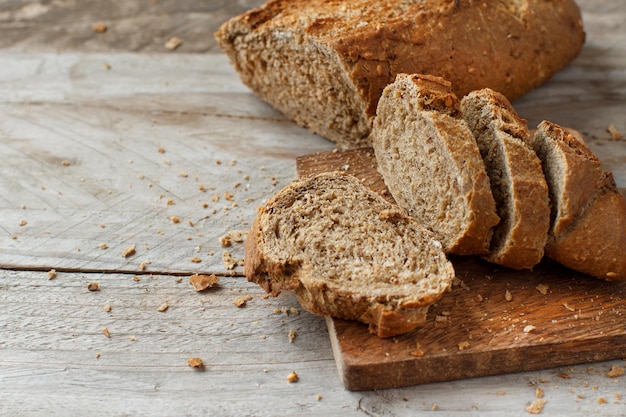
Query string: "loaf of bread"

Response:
xmin=216 ymin=0 xmax=585 ymax=148
xmin=531 ymin=121 xmax=626 ymax=281
xmin=460 ymin=89 xmax=550 ymax=270
xmin=244 ymin=171 xmax=455 ymax=337
xmin=372 ymin=74 xmax=500 ymax=256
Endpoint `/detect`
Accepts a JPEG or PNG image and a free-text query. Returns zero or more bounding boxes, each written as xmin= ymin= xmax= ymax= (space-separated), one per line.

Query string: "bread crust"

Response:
xmin=545 ymin=174 xmax=626 ymax=281
xmin=216 ymin=0 xmax=584 ymax=148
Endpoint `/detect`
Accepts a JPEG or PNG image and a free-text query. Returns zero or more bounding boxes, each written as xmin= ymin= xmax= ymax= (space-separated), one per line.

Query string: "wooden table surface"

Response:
xmin=1 ymin=1 xmax=625 ymax=416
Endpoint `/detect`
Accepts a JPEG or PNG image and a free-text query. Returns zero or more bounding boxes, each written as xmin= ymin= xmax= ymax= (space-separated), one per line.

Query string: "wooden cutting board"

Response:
xmin=296 ymin=147 xmax=626 ymax=391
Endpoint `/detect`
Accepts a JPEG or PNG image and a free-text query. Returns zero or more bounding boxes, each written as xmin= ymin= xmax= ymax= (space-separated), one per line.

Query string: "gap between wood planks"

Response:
xmin=0 ymin=265 xmax=245 ymax=277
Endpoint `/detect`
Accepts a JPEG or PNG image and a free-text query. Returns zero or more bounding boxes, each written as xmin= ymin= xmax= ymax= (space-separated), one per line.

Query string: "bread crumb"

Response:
xmin=92 ymin=22 xmax=107 ymax=33
xmin=157 ymin=303 xmax=169 ymax=312
xmin=100 ymin=243 xmax=108 ymax=249
xmin=607 ymin=124 xmax=623 ymax=140
xmin=431 ymin=404 xmax=439 ymax=411
xmin=526 ymin=399 xmax=546 ymax=414
xmin=458 ymin=341 xmax=470 ymax=351
xmin=171 ymin=216 xmax=180 ymax=224
xmin=133 ymin=275 xmax=141 ymax=282
xmin=497 ymin=390 xmax=506 ymax=396
xmin=536 ymin=284 xmax=549 ymax=295
xmin=129 ymin=335 xmax=137 ymax=341
xmin=536 ymin=387 xmax=544 ymax=398
xmin=102 ymin=327 xmax=111 ymax=338
xmin=121 ymin=244 xmax=136 ymax=258
xmin=189 ymin=274 xmax=219 ymax=292
xmin=316 ymin=394 xmax=322 ymax=401
xmin=219 ymin=235 xmax=232 ymax=247
xmin=165 ymin=37 xmax=182 ymax=50
xmin=505 ymin=289 xmax=513 ymax=301
xmin=47 ymin=269 xmax=57 ymax=280
xmin=87 ymin=282 xmax=100 ymax=291
xmin=179 ymin=171 xmax=188 ymax=178
xmin=222 ymin=250 xmax=238 ymax=270
xmin=103 ymin=304 xmax=112 ymax=312
xmin=287 ymin=371 xmax=299 ymax=383
xmin=288 ymin=328 xmax=297 ymax=343
xmin=608 ymin=365 xmax=624 ymax=378
xmin=408 ymin=342 xmax=424 ymax=356
xmin=558 ymin=372 xmax=572 ymax=379
xmin=435 ymin=314 xmax=448 ymax=323
xmin=18 ymin=219 xmax=27 ymax=226
xmin=524 ymin=325 xmax=537 ymax=333
xmin=187 ymin=357 xmax=203 ymax=368
xmin=96 ymin=353 xmax=101 ymax=358
xmin=234 ymin=295 xmax=252 ymax=308
xmin=597 ymin=397 xmax=607 ymax=405
xmin=190 ymin=257 xmax=202 ymax=263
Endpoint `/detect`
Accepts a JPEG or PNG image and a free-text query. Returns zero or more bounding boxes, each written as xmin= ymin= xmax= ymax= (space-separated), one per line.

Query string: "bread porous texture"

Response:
xmin=216 ymin=0 xmax=585 ymax=148
xmin=372 ymin=74 xmax=499 ymax=256
xmin=460 ymin=89 xmax=550 ymax=270
xmin=244 ymin=171 xmax=455 ymax=337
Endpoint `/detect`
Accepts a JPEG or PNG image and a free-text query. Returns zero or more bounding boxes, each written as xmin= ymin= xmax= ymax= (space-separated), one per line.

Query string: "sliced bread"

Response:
xmin=372 ymin=74 xmax=500 ymax=255
xmin=531 ymin=121 xmax=626 ymax=281
xmin=244 ymin=171 xmax=455 ymax=337
xmin=460 ymin=89 xmax=550 ymax=269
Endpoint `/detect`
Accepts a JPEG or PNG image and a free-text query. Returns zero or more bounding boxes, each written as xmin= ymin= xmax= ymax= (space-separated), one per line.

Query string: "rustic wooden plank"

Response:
xmin=0 ymin=0 xmax=265 ymax=53
xmin=2 ymin=268 xmax=625 ymax=416
xmin=0 ymin=53 xmax=335 ymax=274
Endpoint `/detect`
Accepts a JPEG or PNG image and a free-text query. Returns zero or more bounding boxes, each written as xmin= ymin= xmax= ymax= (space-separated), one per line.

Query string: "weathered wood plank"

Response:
xmin=0 ymin=0 xmax=265 ymax=53
xmin=0 ymin=53 xmax=335 ymax=274
xmin=2 ymin=268 xmax=625 ymax=417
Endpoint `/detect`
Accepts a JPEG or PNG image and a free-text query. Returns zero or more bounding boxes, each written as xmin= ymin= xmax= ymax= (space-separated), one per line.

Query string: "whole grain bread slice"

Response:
xmin=460 ymin=89 xmax=550 ymax=269
xmin=244 ymin=171 xmax=455 ymax=337
xmin=531 ymin=121 xmax=626 ymax=281
xmin=372 ymin=74 xmax=499 ymax=255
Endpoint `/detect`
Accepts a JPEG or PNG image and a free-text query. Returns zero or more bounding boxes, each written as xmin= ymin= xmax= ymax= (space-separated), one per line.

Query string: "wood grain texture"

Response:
xmin=0 ymin=53 xmax=334 ymax=274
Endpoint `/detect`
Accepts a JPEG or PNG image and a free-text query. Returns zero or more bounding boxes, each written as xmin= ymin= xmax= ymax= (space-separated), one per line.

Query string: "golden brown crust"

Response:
xmin=216 ymin=0 xmax=585 ymax=148
xmin=545 ymin=174 xmax=626 ymax=281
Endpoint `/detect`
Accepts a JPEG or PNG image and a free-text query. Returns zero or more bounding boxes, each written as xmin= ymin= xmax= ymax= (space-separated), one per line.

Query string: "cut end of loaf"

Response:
xmin=244 ymin=171 xmax=455 ymax=337
xmin=532 ymin=121 xmax=626 ymax=281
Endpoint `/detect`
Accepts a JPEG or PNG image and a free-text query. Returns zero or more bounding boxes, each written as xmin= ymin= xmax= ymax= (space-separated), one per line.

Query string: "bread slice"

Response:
xmin=460 ymin=89 xmax=550 ymax=269
xmin=372 ymin=74 xmax=499 ymax=255
xmin=244 ymin=171 xmax=455 ymax=337
xmin=215 ymin=0 xmax=584 ymax=148
xmin=531 ymin=121 xmax=626 ymax=281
